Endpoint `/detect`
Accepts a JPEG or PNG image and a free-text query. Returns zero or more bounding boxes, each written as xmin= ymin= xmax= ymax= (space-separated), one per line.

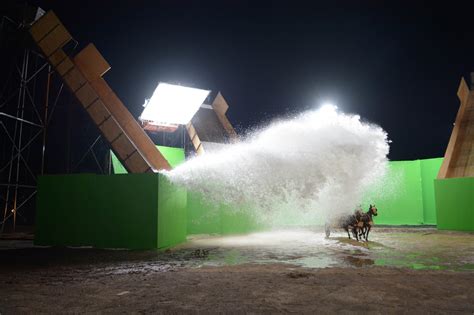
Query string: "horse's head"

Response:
xmin=369 ymin=204 xmax=378 ymax=216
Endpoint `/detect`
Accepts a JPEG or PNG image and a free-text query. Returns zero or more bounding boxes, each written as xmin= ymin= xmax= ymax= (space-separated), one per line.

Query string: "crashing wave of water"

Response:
xmin=163 ymin=105 xmax=390 ymax=224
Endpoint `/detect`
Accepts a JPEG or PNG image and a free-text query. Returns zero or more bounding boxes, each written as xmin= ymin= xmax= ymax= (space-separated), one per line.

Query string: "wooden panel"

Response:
xmin=73 ymin=43 xmax=111 ymax=81
xmin=48 ymin=49 xmax=67 ymax=67
xmin=30 ymin=12 xmax=170 ymax=173
xmin=438 ymin=78 xmax=472 ymax=179
xmin=211 ymin=92 xmax=229 ymax=114
xmin=62 ymin=67 xmax=86 ymax=92
xmin=85 ymin=77 xmax=170 ymax=171
xmin=186 ymin=123 xmax=204 ymax=155
xmin=37 ymin=24 xmax=71 ymax=57
xmin=55 ymin=57 xmax=74 ymax=76
xmin=73 ymin=46 xmax=171 ymax=171
xmin=125 ymin=151 xmax=151 ymax=173
xmin=87 ymin=100 xmax=110 ymax=124
xmin=29 ymin=11 xmax=60 ymax=42
xmin=99 ymin=117 xmax=122 ymax=141
xmin=98 ymin=87 xmax=134 ymax=125
xmin=75 ymin=83 xmax=99 ymax=108
xmin=191 ymin=132 xmax=202 ymax=150
xmin=457 ymin=78 xmax=470 ymax=106
xmin=111 ymin=139 xmax=135 ymax=160
xmin=211 ymin=92 xmax=239 ymax=142
xmin=196 ymin=145 xmax=205 ymax=155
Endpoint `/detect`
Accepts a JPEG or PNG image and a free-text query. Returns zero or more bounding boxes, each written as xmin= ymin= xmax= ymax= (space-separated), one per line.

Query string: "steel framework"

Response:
xmin=0 ymin=10 xmax=107 ymax=234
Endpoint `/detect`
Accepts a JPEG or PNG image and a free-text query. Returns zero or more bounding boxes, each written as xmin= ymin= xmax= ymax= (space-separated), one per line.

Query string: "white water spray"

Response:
xmin=164 ymin=105 xmax=390 ymax=225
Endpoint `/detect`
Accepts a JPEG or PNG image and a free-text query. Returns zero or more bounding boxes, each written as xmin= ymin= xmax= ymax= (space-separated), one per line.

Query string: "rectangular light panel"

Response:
xmin=139 ymin=83 xmax=210 ymax=126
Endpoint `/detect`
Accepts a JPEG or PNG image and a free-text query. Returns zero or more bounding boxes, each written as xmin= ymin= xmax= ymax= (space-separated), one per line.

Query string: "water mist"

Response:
xmin=163 ymin=105 xmax=390 ymax=226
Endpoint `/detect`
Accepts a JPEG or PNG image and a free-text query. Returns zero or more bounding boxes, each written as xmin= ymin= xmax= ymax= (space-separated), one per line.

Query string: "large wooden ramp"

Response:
xmin=29 ymin=11 xmax=170 ymax=173
xmin=438 ymin=77 xmax=474 ymax=178
xmin=186 ymin=92 xmax=239 ymax=155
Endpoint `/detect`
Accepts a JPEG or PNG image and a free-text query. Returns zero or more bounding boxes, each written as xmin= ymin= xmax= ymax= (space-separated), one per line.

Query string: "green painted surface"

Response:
xmin=158 ymin=175 xmax=187 ymax=248
xmin=420 ymin=158 xmax=443 ymax=224
xmin=111 ymin=146 xmax=263 ymax=235
xmin=361 ymin=158 xmax=444 ymax=226
xmin=363 ymin=160 xmax=424 ymax=225
xmin=187 ymin=192 xmax=263 ymax=235
xmin=40 ymin=150 xmax=449 ymax=247
xmin=187 ymin=192 xmax=221 ymax=235
xmin=35 ymin=173 xmax=186 ymax=249
xmin=110 ymin=144 xmax=445 ymax=231
xmin=435 ymin=177 xmax=474 ymax=231
xmin=185 ymin=157 xmax=445 ymax=233
xmin=220 ymin=204 xmax=264 ymax=234
xmin=111 ymin=146 xmax=185 ymax=174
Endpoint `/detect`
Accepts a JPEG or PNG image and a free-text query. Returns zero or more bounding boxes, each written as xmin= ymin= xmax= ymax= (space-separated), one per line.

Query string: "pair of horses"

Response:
xmin=325 ymin=204 xmax=378 ymax=241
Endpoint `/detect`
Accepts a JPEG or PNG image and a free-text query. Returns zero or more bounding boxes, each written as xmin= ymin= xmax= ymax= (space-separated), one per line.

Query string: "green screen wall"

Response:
xmin=187 ymin=192 xmax=264 ymax=235
xmin=35 ymin=173 xmax=186 ymax=249
xmin=186 ymin=158 xmax=444 ymax=234
xmin=363 ymin=160 xmax=424 ymax=225
xmin=112 ymin=146 xmax=185 ymax=174
xmin=36 ymin=146 xmax=187 ymax=249
xmin=112 ymin=147 xmax=263 ymax=235
xmin=435 ymin=177 xmax=474 ymax=231
xmin=37 ymin=150 xmax=468 ymax=247
xmin=420 ymin=158 xmax=444 ymax=224
xmin=361 ymin=158 xmax=443 ymax=226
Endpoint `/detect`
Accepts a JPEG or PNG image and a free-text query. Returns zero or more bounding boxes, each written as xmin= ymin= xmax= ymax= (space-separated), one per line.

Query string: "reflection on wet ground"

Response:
xmin=175 ymin=228 xmax=474 ymax=271
xmin=0 ymin=228 xmax=473 ymax=274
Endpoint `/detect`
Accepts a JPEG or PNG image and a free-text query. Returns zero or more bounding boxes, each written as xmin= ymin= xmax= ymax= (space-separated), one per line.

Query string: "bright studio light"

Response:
xmin=139 ymin=83 xmax=210 ymax=125
xmin=321 ymin=102 xmax=337 ymax=110
xmin=319 ymin=103 xmax=338 ymax=115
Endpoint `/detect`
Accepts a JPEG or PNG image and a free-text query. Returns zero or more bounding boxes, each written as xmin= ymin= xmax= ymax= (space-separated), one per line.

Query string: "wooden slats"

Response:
xmin=74 ymin=44 xmax=171 ymax=171
xmin=29 ymin=11 xmax=171 ymax=173
xmin=438 ymin=77 xmax=474 ymax=178
xmin=211 ymin=92 xmax=239 ymax=142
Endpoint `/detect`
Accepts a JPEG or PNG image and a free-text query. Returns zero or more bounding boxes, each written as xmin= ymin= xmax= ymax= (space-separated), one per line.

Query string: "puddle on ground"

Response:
xmin=1 ymin=228 xmax=473 ymax=273
xmin=159 ymin=228 xmax=474 ymax=272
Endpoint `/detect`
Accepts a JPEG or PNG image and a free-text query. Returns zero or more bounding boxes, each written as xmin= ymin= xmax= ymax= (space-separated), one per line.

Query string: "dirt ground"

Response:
xmin=0 ymin=228 xmax=473 ymax=313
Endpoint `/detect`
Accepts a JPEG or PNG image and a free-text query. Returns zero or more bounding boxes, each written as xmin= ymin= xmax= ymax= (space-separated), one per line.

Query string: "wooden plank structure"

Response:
xmin=438 ymin=77 xmax=474 ymax=178
xmin=187 ymin=93 xmax=239 ymax=155
xmin=29 ymin=11 xmax=171 ymax=173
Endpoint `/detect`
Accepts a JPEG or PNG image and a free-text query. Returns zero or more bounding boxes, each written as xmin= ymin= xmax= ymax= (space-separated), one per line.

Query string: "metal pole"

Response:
xmin=13 ymin=190 xmax=17 ymax=232
xmin=182 ymin=125 xmax=186 ymax=149
xmin=72 ymin=135 xmax=102 ymax=172
xmin=41 ymin=66 xmax=51 ymax=175
xmin=66 ymin=94 xmax=72 ymax=173
xmin=108 ymin=151 xmax=112 ymax=175
xmin=1 ymin=49 xmax=27 ymax=234
xmin=12 ymin=49 xmax=30 ymax=231
xmin=0 ymin=112 xmax=43 ymax=127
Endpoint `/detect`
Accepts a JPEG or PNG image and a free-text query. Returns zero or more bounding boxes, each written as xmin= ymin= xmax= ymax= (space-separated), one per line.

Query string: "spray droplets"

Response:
xmin=164 ymin=106 xmax=390 ymax=224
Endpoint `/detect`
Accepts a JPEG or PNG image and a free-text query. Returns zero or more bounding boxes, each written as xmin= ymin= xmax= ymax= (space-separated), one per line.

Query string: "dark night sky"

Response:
xmin=26 ymin=1 xmax=474 ymax=160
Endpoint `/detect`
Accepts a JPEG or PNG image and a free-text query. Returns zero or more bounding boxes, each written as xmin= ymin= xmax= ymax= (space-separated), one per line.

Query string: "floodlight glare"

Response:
xmin=139 ymin=83 xmax=210 ymax=127
xmin=321 ymin=102 xmax=337 ymax=110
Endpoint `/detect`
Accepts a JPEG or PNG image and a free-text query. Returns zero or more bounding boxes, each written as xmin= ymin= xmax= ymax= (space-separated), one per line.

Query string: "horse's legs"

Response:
xmin=325 ymin=223 xmax=331 ymax=238
xmin=344 ymin=226 xmax=351 ymax=239
xmin=365 ymin=226 xmax=371 ymax=241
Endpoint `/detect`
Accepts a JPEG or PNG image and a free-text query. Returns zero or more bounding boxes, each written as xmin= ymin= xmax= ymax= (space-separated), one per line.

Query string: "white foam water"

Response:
xmin=163 ymin=105 xmax=390 ymax=225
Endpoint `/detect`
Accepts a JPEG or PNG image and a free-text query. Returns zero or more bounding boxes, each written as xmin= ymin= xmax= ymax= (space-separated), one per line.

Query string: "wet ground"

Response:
xmin=177 ymin=227 xmax=474 ymax=271
xmin=1 ymin=227 xmax=473 ymax=313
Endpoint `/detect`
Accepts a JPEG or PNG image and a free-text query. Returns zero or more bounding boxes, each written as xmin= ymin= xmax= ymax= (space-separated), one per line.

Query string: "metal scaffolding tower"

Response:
xmin=0 ymin=6 xmax=106 ymax=233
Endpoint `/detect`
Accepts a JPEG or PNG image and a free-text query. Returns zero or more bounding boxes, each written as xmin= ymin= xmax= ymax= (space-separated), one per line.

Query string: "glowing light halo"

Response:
xmin=320 ymin=102 xmax=337 ymax=111
xmin=139 ymin=83 xmax=210 ymax=126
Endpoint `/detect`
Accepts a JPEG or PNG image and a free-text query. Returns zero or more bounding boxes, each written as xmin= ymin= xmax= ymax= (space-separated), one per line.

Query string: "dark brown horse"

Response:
xmin=357 ymin=204 xmax=378 ymax=241
xmin=325 ymin=204 xmax=378 ymax=241
xmin=325 ymin=206 xmax=364 ymax=241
